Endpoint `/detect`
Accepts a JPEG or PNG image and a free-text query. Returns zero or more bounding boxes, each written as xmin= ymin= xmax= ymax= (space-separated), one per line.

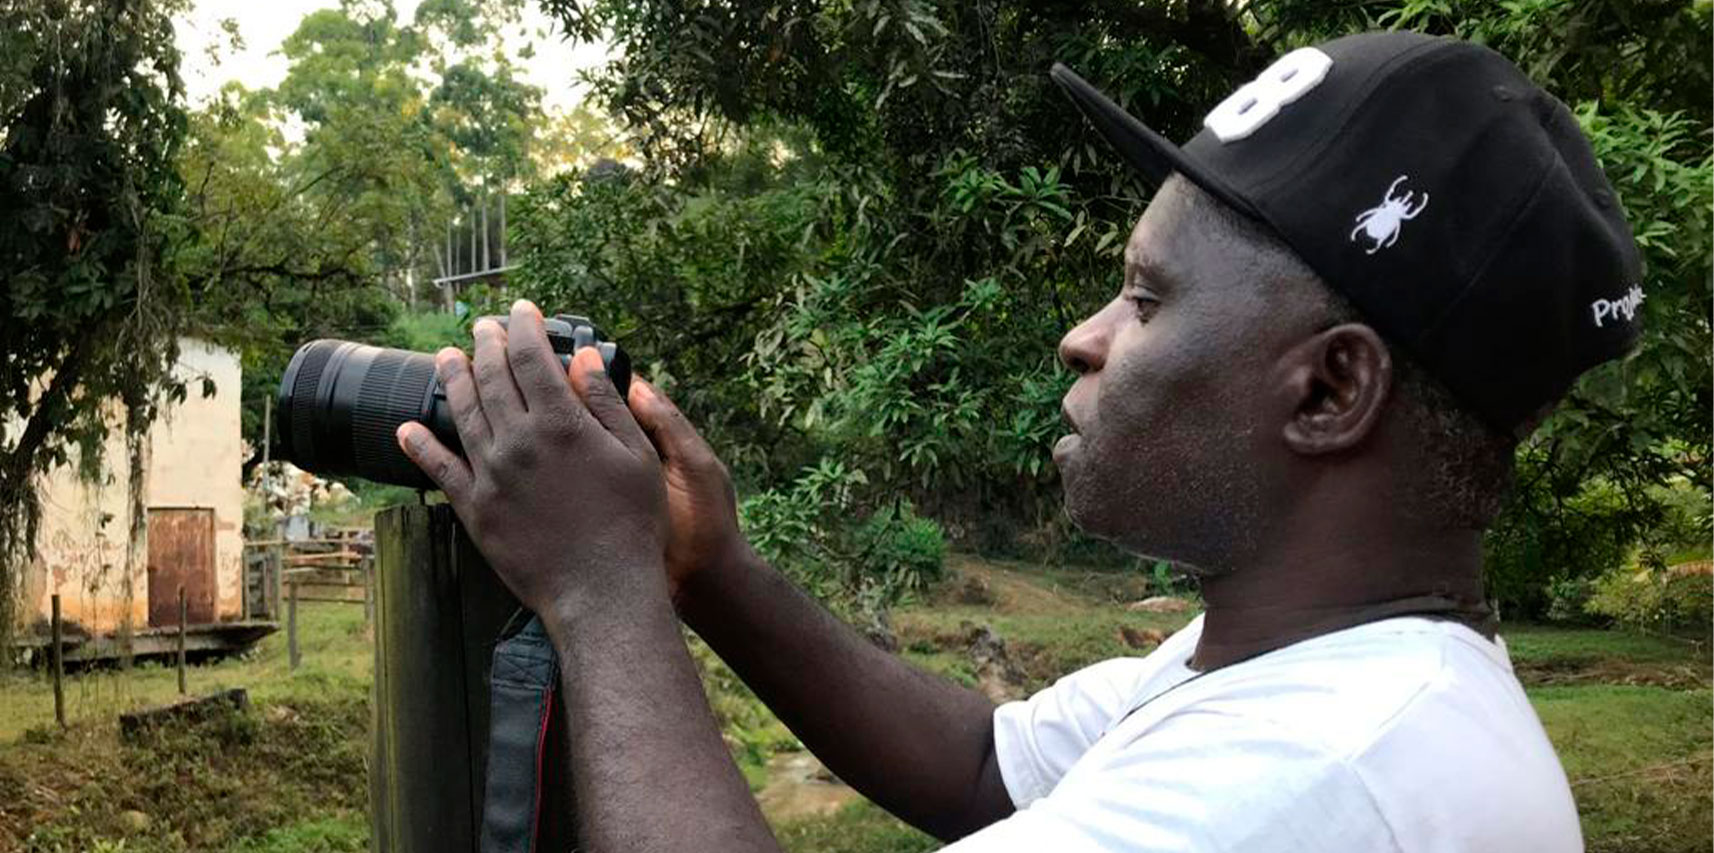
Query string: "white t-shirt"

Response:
xmin=944 ymin=615 xmax=1582 ymax=852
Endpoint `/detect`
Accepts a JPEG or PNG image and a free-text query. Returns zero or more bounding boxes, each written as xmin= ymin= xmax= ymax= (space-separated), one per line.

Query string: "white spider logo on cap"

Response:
xmin=1350 ymin=175 xmax=1429 ymax=254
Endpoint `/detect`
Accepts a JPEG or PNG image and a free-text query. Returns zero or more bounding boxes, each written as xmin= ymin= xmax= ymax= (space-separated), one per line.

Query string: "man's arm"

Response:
xmin=543 ymin=569 xmax=779 ymax=853
xmin=633 ymin=381 xmax=1015 ymax=841
xmin=398 ymin=304 xmax=780 ymax=852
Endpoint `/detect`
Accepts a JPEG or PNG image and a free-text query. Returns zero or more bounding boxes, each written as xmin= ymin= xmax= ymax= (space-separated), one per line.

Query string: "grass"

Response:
xmin=0 ymin=603 xmax=374 ymax=852
xmin=1 ymin=558 xmax=1707 ymax=852
xmin=1504 ymin=623 xmax=1708 ymax=666
xmin=777 ymin=801 xmax=937 ymax=853
xmin=1532 ymin=685 xmax=1711 ymax=853
xmin=0 ymin=602 xmax=372 ymax=744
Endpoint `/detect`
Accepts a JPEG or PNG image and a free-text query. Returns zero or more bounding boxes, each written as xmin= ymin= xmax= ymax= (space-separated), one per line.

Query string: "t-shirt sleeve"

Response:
xmin=951 ymin=710 xmax=1403 ymax=853
xmin=990 ymin=657 xmax=1160 ymax=806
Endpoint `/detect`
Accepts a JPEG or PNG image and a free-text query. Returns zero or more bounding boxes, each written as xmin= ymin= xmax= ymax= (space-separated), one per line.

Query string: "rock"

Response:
xmin=118 ymin=810 xmax=152 ymax=834
xmin=264 ymin=704 xmax=299 ymax=725
xmin=965 ymin=623 xmax=1028 ymax=703
xmin=1117 ymin=626 xmax=1167 ymax=649
xmin=862 ymin=610 xmax=897 ymax=652
xmin=955 ymin=574 xmax=996 ymax=606
xmin=1126 ymin=596 xmax=1193 ymax=613
xmin=756 ymin=752 xmax=859 ymax=822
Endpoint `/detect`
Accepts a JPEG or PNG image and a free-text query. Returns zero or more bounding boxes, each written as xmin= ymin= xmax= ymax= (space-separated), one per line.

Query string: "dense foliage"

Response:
xmin=1 ymin=0 xmax=1705 ymax=630
xmin=0 ymin=0 xmax=603 ymax=639
xmin=0 ymin=0 xmax=193 ymax=643
xmin=520 ymin=0 xmax=1712 ymax=615
xmin=191 ymin=0 xmax=563 ymax=473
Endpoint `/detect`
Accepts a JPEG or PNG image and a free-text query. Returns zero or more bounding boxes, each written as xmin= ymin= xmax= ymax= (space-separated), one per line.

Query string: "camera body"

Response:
xmin=274 ymin=313 xmax=631 ymax=489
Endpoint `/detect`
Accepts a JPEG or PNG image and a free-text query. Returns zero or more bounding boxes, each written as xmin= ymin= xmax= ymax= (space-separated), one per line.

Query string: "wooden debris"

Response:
xmin=118 ymin=688 xmax=250 ymax=740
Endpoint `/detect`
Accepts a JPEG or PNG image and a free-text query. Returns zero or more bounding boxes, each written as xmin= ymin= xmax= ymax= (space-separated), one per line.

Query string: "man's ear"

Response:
xmin=1278 ymin=323 xmax=1392 ymax=455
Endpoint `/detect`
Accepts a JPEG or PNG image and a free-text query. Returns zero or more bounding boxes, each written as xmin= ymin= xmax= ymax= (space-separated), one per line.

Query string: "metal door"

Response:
xmin=147 ymin=508 xmax=217 ymax=626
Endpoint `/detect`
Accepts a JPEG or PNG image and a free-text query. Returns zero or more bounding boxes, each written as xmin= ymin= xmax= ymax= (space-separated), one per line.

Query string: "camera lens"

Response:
xmin=273 ymin=317 xmax=631 ymax=490
xmin=275 ymin=341 xmax=456 ymax=490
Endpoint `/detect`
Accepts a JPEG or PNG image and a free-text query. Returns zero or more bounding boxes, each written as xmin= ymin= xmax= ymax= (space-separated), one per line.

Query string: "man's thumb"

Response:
xmin=630 ymin=379 xmax=694 ymax=460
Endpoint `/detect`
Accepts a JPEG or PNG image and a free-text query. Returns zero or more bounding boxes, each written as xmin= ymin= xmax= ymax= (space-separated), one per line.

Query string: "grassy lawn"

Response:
xmin=1 ymin=558 xmax=1707 ymax=852
xmin=0 ymin=601 xmax=373 ymax=744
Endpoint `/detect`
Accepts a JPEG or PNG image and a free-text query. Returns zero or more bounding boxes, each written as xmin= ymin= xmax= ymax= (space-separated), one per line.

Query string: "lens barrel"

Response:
xmin=274 ymin=315 xmax=631 ymax=489
xmin=275 ymin=341 xmax=453 ymax=489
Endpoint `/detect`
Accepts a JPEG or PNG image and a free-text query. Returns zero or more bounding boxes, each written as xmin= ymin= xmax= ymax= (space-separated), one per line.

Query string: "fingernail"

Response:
xmin=395 ymin=423 xmax=418 ymax=452
xmin=434 ymin=349 xmax=459 ymax=378
xmin=580 ymin=347 xmax=604 ymax=374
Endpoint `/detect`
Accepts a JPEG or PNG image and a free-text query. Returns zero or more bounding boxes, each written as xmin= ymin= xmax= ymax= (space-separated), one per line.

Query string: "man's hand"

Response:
xmin=395 ymin=300 xmax=670 ymax=621
xmin=627 ymin=379 xmax=748 ymax=605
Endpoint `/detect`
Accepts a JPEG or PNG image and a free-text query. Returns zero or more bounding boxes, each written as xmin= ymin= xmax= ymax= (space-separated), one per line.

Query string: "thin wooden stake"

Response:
xmin=177 ymin=586 xmax=188 ymax=695
xmin=272 ymin=544 xmax=283 ymax=622
xmin=363 ymin=563 xmax=375 ymax=629
xmin=257 ymin=394 xmax=272 ymax=620
xmin=288 ymin=581 xmax=300 ymax=671
xmin=51 ymin=594 xmax=65 ymax=728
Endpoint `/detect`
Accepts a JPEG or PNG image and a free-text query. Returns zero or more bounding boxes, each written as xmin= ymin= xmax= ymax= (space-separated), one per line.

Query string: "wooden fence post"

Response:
xmin=177 ymin=586 xmax=188 ymax=695
xmin=369 ymin=504 xmax=574 ymax=853
xmin=287 ymin=581 xmax=300 ymax=671
xmin=363 ymin=560 xmax=375 ymax=630
xmin=51 ymin=594 xmax=65 ymax=728
xmin=272 ymin=544 xmax=284 ymax=623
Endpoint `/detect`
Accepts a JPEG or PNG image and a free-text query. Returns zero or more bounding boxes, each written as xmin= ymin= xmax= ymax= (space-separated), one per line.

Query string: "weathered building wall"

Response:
xmin=18 ymin=339 xmax=245 ymax=635
xmin=144 ymin=339 xmax=246 ymax=624
xmin=24 ymin=421 xmax=142 ymax=634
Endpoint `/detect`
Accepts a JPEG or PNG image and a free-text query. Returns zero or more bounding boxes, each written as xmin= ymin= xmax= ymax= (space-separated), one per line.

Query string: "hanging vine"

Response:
xmin=0 ymin=0 xmax=192 ymax=654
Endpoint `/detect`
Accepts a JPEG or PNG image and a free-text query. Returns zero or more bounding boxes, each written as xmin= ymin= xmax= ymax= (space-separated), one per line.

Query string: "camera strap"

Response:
xmin=481 ymin=613 xmax=558 ymax=853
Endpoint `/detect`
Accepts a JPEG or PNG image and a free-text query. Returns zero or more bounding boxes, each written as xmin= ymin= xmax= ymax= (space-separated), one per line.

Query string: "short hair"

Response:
xmin=1173 ymin=176 xmax=1519 ymax=528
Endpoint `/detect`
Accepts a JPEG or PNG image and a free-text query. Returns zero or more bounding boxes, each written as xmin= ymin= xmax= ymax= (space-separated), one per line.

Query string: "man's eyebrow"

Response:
xmin=1124 ymin=249 xmax=1177 ymax=291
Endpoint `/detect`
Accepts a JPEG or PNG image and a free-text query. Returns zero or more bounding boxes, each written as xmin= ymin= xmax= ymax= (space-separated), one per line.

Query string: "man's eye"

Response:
xmin=1130 ymin=294 xmax=1160 ymax=321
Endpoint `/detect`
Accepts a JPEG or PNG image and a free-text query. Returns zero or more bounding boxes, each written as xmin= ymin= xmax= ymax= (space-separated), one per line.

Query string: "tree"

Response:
xmin=176 ymin=83 xmax=400 ymax=468
xmin=194 ymin=0 xmax=554 ymax=467
xmin=0 ymin=0 xmax=193 ymax=641
xmin=530 ymin=0 xmax=1711 ymax=611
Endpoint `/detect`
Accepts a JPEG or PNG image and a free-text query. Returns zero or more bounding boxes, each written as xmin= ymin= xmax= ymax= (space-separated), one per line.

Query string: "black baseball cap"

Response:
xmin=1051 ymin=31 xmax=1643 ymax=435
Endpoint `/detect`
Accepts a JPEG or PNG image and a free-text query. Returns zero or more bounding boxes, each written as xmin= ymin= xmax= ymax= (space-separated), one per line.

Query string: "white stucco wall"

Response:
xmin=145 ymin=339 xmax=247 ymax=623
xmin=25 ymin=418 xmax=142 ymax=634
xmin=19 ymin=339 xmax=245 ymax=635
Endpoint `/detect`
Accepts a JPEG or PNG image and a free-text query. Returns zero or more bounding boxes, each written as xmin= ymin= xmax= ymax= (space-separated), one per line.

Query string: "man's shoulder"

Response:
xmin=1176 ymin=617 xmax=1522 ymax=758
xmin=1066 ymin=618 xmax=1581 ymax=850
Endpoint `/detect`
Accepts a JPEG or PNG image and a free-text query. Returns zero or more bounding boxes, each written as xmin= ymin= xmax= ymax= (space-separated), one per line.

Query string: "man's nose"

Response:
xmin=1058 ymin=313 xmax=1108 ymax=375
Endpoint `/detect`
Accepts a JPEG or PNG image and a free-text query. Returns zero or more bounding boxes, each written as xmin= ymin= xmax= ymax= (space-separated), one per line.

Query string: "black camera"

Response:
xmin=274 ymin=314 xmax=631 ymax=489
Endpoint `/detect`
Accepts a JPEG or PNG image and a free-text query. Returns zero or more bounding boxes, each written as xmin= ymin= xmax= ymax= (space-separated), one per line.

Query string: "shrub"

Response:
xmin=739 ymin=460 xmax=947 ymax=615
xmin=854 ymin=501 xmax=947 ymax=595
xmin=1586 ymin=557 xmax=1714 ymax=637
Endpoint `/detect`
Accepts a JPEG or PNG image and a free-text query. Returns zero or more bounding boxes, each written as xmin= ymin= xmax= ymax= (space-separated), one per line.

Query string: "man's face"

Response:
xmin=1053 ymin=179 xmax=1326 ymax=570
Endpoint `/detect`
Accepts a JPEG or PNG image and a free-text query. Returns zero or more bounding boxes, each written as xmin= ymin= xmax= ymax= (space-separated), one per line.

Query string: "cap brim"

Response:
xmin=1050 ymin=63 xmax=1259 ymax=220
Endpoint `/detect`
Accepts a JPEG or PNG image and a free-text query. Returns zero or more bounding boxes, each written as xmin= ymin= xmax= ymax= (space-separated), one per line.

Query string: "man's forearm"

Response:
xmin=680 ymin=545 xmax=1014 ymax=840
xmin=546 ymin=582 xmax=780 ymax=853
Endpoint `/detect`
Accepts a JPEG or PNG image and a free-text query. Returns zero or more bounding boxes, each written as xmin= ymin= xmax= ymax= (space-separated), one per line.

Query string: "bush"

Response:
xmin=739 ymin=460 xmax=947 ymax=615
xmin=1544 ymin=575 xmax=1598 ymax=625
xmin=1586 ymin=558 xmax=1714 ymax=637
xmin=854 ymin=501 xmax=946 ymax=595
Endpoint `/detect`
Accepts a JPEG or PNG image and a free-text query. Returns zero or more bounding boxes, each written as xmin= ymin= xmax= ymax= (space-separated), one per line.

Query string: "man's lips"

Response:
xmin=1054 ymin=405 xmax=1083 ymax=464
xmin=1060 ymin=404 xmax=1082 ymax=436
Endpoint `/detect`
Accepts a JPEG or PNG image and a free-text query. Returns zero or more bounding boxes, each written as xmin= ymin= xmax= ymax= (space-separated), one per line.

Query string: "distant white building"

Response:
xmin=15 ymin=339 xmax=247 ymax=642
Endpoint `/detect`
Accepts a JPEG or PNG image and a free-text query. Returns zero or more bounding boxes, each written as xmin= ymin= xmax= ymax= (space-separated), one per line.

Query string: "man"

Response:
xmin=396 ymin=30 xmax=1641 ymax=852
